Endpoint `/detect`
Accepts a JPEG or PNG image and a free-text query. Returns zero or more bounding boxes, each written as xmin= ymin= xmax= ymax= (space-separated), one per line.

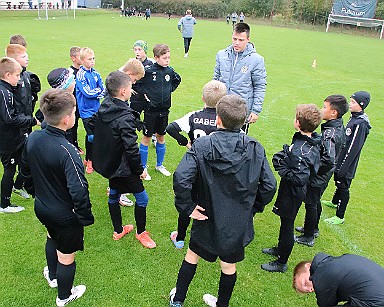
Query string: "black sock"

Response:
xmin=134 ymin=204 xmax=146 ymax=234
xmin=217 ymin=271 xmax=237 ymax=307
xmin=174 ymin=260 xmax=197 ymax=302
xmin=176 ymin=213 xmax=190 ymax=241
xmin=45 ymin=237 xmax=58 ymax=280
xmin=57 ymin=261 xmax=76 ymax=300
xmin=108 ymin=202 xmax=123 ymax=233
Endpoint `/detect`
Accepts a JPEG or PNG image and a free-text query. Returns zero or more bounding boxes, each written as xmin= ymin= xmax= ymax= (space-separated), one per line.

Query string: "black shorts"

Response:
xmin=143 ymin=111 xmax=169 ymax=137
xmin=109 ymin=175 xmax=144 ymax=194
xmin=189 ymin=239 xmax=245 ymax=264
xmin=47 ymin=225 xmax=84 ymax=254
xmin=0 ymin=146 xmax=23 ymax=169
xmin=130 ymin=100 xmax=145 ymax=114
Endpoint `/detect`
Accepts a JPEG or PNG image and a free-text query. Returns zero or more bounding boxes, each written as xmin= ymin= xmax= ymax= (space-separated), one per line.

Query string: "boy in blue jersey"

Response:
xmin=76 ymin=47 xmax=105 ymax=174
xmin=137 ymin=44 xmax=181 ymax=180
xmin=166 ymin=80 xmax=227 ymax=249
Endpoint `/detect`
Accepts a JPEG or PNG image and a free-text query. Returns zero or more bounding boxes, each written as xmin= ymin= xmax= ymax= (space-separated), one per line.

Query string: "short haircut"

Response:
xmin=292 ymin=260 xmax=311 ymax=292
xmin=324 ymin=94 xmax=348 ymax=118
xmin=186 ymin=9 xmax=191 ymax=15
xmin=203 ymin=80 xmax=227 ymax=108
xmin=0 ymin=57 xmax=22 ymax=79
xmin=10 ymin=34 xmax=27 ymax=47
xmin=216 ymin=95 xmax=247 ymax=130
xmin=70 ymin=46 xmax=81 ymax=57
xmin=120 ymin=58 xmax=145 ymax=79
xmin=106 ymin=71 xmax=131 ymax=98
xmin=5 ymin=44 xmax=27 ymax=58
xmin=40 ymin=88 xmax=76 ymax=126
xmin=234 ymin=22 xmax=250 ymax=38
xmin=153 ymin=44 xmax=170 ymax=57
xmin=79 ymin=47 xmax=94 ymax=60
xmin=296 ymin=104 xmax=322 ymax=133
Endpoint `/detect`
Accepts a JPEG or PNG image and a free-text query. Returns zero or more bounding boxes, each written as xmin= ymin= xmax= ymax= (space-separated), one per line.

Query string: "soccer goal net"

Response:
xmin=36 ymin=0 xmax=77 ymax=20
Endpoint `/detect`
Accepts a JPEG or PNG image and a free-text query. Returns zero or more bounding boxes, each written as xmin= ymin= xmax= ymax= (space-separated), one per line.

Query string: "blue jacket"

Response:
xmin=213 ymin=43 xmax=267 ymax=115
xmin=178 ymin=15 xmax=196 ymax=38
xmin=76 ymin=66 xmax=105 ymax=119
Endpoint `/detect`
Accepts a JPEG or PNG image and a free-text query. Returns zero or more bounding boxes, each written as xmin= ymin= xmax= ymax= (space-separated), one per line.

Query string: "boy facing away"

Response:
xmin=295 ymin=95 xmax=348 ymax=246
xmin=169 ymin=95 xmax=276 ymax=307
xmin=261 ymin=104 xmax=322 ymax=273
xmin=91 ymin=71 xmax=156 ymax=248
xmin=0 ymin=57 xmax=38 ymax=213
xmin=137 ymin=44 xmax=181 ymax=180
xmin=166 ymin=80 xmax=227 ymax=249
xmin=322 ymin=91 xmax=371 ymax=225
xmin=21 ymin=89 xmax=94 ymax=306
xmin=75 ymin=47 xmax=105 ymax=174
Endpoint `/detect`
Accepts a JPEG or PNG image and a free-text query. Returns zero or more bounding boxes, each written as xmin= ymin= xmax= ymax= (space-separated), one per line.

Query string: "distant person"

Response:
xmin=261 ymin=104 xmax=322 ymax=273
xmin=145 ymin=8 xmax=151 ymax=20
xmin=226 ymin=14 xmax=230 ymax=24
xmin=0 ymin=57 xmax=38 ymax=213
xmin=231 ymin=12 xmax=238 ymax=27
xmin=166 ymin=80 xmax=227 ymax=249
xmin=178 ymin=9 xmax=197 ymax=58
xmin=293 ymin=253 xmax=384 ymax=307
xmin=169 ymin=94 xmax=276 ymax=307
xmin=22 ymin=88 xmax=94 ymax=306
xmin=239 ymin=12 xmax=245 ymax=22
xmin=322 ymin=91 xmax=371 ymax=225
xmin=91 ymin=71 xmax=156 ymax=248
xmin=295 ymin=95 xmax=348 ymax=246
xmin=213 ymin=22 xmax=267 ymax=134
xmin=75 ymin=47 xmax=105 ymax=174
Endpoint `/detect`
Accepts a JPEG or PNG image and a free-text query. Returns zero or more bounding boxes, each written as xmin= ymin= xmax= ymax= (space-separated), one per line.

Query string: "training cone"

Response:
xmin=311 ymin=59 xmax=317 ymax=68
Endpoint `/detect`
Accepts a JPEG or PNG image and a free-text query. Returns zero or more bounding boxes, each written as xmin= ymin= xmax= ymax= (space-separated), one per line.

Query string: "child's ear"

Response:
xmin=216 ymin=115 xmax=222 ymax=126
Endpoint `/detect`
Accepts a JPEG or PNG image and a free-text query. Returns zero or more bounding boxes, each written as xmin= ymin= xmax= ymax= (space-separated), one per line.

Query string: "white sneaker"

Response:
xmin=143 ymin=167 xmax=151 ymax=181
xmin=12 ymin=187 xmax=30 ymax=199
xmin=0 ymin=205 xmax=25 ymax=213
xmin=56 ymin=285 xmax=86 ymax=306
xmin=169 ymin=287 xmax=176 ymax=302
xmin=43 ymin=266 xmax=57 ymax=288
xmin=203 ymin=294 xmax=217 ymax=307
xmin=119 ymin=194 xmax=134 ymax=207
xmin=155 ymin=165 xmax=171 ymax=176
xmin=184 ymin=53 xmax=188 ymax=58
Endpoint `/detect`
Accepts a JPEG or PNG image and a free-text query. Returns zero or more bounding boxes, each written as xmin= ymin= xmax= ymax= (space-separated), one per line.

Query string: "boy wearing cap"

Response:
xmin=0 ymin=57 xmax=38 ymax=213
xmin=76 ymin=47 xmax=105 ymax=174
xmin=137 ymin=44 xmax=181 ymax=180
xmin=323 ymin=91 xmax=371 ymax=225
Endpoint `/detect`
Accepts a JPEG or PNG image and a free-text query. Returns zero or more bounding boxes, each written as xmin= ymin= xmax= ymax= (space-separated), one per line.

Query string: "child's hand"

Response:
xmin=190 ymin=205 xmax=208 ymax=220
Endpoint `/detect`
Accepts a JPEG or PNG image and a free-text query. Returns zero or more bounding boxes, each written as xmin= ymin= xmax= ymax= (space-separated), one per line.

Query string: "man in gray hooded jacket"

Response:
xmin=178 ymin=10 xmax=197 ymax=58
xmin=213 ymin=22 xmax=266 ymax=134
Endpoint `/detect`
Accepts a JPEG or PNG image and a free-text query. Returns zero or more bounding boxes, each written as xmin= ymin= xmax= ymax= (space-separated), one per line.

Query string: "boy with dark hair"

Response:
xmin=0 ymin=57 xmax=38 ymax=213
xmin=10 ymin=34 xmax=27 ymax=47
xmin=76 ymin=47 xmax=105 ymax=174
xmin=91 ymin=71 xmax=156 ymax=248
xmin=137 ymin=44 xmax=181 ymax=180
xmin=261 ymin=104 xmax=322 ymax=273
xmin=21 ymin=88 xmax=94 ymax=306
xmin=166 ymin=80 xmax=227 ymax=249
xmin=295 ymin=95 xmax=348 ymax=246
xmin=322 ymin=91 xmax=371 ymax=225
xmin=169 ymin=94 xmax=276 ymax=307
xmin=293 ymin=253 xmax=384 ymax=306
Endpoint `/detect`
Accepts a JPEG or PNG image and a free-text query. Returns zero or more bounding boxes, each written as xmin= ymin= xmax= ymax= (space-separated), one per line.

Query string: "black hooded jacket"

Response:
xmin=90 ymin=96 xmax=143 ymax=179
xmin=310 ymin=252 xmax=384 ymax=307
xmin=173 ymin=129 xmax=276 ymax=256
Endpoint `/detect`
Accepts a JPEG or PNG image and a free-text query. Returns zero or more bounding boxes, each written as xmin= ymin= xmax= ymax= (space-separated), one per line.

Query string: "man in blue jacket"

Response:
xmin=178 ymin=10 xmax=197 ymax=58
xmin=213 ymin=22 xmax=266 ymax=134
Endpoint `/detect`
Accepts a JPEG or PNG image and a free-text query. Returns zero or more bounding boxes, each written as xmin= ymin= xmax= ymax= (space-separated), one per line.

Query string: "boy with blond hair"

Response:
xmin=137 ymin=44 xmax=181 ymax=180
xmin=0 ymin=57 xmax=38 ymax=213
xmin=261 ymin=104 xmax=322 ymax=273
xmin=166 ymin=80 xmax=227 ymax=249
xmin=169 ymin=94 xmax=276 ymax=307
xmin=76 ymin=47 xmax=105 ymax=174
xmin=119 ymin=58 xmax=145 ymax=83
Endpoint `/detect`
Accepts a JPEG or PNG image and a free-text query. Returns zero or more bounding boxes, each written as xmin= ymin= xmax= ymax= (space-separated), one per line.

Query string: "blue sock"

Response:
xmin=139 ymin=143 xmax=148 ymax=168
xmin=156 ymin=142 xmax=166 ymax=167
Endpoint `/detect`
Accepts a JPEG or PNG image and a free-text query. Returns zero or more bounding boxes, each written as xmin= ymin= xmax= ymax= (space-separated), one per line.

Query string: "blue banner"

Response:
xmin=332 ymin=0 xmax=378 ymax=18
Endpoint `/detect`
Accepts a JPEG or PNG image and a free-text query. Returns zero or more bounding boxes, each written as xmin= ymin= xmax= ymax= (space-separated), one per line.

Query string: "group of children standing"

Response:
xmin=0 ymin=32 xmax=372 ymax=307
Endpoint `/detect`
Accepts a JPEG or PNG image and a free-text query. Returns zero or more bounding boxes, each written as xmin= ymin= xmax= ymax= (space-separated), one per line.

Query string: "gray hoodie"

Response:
xmin=178 ymin=15 xmax=197 ymax=38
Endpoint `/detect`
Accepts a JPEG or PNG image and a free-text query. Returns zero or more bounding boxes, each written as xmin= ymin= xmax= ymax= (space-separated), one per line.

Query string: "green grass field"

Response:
xmin=0 ymin=9 xmax=383 ymax=307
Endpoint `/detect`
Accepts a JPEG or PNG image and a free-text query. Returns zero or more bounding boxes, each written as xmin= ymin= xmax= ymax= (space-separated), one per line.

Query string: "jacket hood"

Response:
xmin=225 ymin=42 xmax=256 ymax=57
xmin=352 ymin=111 xmax=371 ymax=128
xmin=98 ymin=97 xmax=129 ymax=124
xmin=185 ymin=15 xmax=193 ymax=20
xmin=310 ymin=252 xmax=331 ymax=277
xmin=201 ymin=130 xmax=251 ymax=174
xmin=292 ymin=131 xmax=321 ymax=146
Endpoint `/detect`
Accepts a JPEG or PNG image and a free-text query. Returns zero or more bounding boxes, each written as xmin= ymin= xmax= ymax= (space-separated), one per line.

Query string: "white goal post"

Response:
xmin=37 ymin=0 xmax=77 ymax=20
xmin=326 ymin=14 xmax=384 ymax=39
